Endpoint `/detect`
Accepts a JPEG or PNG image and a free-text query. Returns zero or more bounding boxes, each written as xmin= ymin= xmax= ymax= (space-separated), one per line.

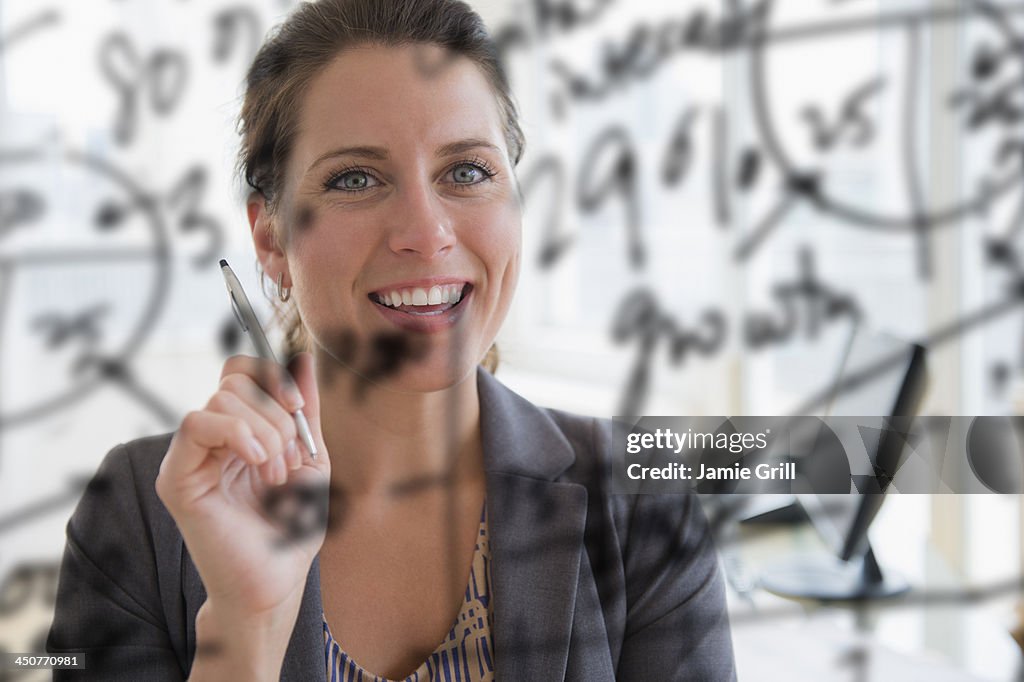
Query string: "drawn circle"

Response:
xmin=0 ymin=149 xmax=171 ymax=428
xmin=749 ymin=0 xmax=1024 ymax=231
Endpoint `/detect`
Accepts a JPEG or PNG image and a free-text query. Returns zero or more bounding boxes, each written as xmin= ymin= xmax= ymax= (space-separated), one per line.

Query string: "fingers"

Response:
xmin=163 ymin=355 xmax=310 ymax=492
xmin=218 ymin=354 xmax=309 ymax=469
xmin=207 ymin=386 xmax=302 ymax=478
xmin=163 ymin=410 xmax=269 ymax=486
xmin=220 ymin=354 xmax=305 ymax=413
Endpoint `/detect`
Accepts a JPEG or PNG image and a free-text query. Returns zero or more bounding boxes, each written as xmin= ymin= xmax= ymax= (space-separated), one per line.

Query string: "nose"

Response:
xmin=386 ymin=182 xmax=456 ymax=258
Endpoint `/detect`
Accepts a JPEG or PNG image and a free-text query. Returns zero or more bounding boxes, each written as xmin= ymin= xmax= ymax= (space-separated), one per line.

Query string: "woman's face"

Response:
xmin=260 ymin=44 xmax=522 ymax=393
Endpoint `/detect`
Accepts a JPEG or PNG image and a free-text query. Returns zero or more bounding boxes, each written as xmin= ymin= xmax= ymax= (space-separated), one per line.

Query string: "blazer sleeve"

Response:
xmin=46 ymin=442 xmax=186 ymax=681
xmin=615 ymin=491 xmax=737 ymax=681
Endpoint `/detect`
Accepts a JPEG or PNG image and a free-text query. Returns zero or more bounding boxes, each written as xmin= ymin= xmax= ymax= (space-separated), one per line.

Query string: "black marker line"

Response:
xmin=749 ymin=0 xmax=1024 ymax=234
xmin=506 ymin=1 xmax=1024 ymax=67
xmin=728 ymin=575 xmax=1024 ymax=625
xmin=733 ymin=191 xmax=796 ymax=260
xmin=1008 ymin=177 xmax=1024 ymax=237
xmin=713 ymin=105 xmax=730 ymax=226
xmin=0 ymin=248 xmax=156 ymax=268
xmin=753 ymin=2 xmax=1024 ymax=50
xmin=0 ymin=9 xmax=60 ymax=58
xmin=0 ymin=143 xmax=55 ymax=164
xmin=549 ymin=2 xmax=1024 ymax=113
xmin=166 ymin=166 xmax=225 ymax=269
xmin=401 ymin=573 xmax=1022 ymax=659
xmin=746 ymin=0 xmax=792 ymax=219
xmin=446 ymin=288 xmax=469 ymax=604
xmin=212 ymin=7 xmax=262 ymax=66
xmin=84 ymin=356 xmax=178 ymax=427
xmin=991 ymin=191 xmax=1024 ymax=375
xmin=33 ymin=304 xmax=109 ymax=351
xmin=0 ymin=264 xmax=9 ymax=470
xmin=902 ymin=24 xmax=931 ymax=280
xmin=64 ymin=149 xmax=172 ymax=372
xmin=792 ymin=293 xmax=1024 ymax=416
xmin=0 ymin=150 xmax=173 ymax=430
xmin=0 ymin=477 xmax=87 ymax=535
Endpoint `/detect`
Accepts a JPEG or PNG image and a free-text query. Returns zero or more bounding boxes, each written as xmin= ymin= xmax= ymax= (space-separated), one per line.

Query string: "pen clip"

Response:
xmin=229 ymin=291 xmax=249 ymax=332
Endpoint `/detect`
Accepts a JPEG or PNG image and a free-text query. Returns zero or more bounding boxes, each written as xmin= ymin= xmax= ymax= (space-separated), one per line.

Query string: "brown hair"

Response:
xmin=237 ymin=0 xmax=524 ymax=372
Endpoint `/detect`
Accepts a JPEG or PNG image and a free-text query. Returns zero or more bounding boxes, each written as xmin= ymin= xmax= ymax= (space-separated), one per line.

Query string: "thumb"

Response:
xmin=287 ymin=352 xmax=326 ymax=463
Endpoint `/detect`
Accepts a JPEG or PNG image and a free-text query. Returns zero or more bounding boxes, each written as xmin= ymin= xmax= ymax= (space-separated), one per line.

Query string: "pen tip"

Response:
xmin=219 ymin=259 xmax=229 ymax=268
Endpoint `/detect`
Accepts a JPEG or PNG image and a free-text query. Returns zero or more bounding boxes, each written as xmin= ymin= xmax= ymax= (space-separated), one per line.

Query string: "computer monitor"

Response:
xmin=757 ymin=329 xmax=928 ymax=601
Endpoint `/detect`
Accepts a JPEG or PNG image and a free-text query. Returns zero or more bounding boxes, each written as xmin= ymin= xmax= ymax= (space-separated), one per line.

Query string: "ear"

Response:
xmin=247 ymin=192 xmax=289 ymax=285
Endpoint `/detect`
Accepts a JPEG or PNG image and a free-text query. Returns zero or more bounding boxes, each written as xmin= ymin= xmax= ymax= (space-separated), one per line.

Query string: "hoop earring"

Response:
xmin=277 ymin=272 xmax=291 ymax=302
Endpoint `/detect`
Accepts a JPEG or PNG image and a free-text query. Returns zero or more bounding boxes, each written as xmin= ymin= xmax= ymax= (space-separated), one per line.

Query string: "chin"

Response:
xmin=382 ymin=348 xmax=481 ymax=395
xmin=314 ymin=332 xmax=481 ymax=397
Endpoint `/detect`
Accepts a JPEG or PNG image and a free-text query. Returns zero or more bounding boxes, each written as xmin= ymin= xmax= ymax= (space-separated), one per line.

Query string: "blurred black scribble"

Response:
xmin=612 ymin=247 xmax=860 ymax=414
xmin=72 ymin=354 xmax=179 ymax=427
xmin=0 ymin=9 xmax=61 ymax=59
xmin=98 ymin=31 xmax=189 ymax=147
xmin=218 ymin=313 xmax=243 ymax=356
xmin=0 ymin=476 xmax=93 ymax=536
xmin=166 ymin=166 xmax=224 ymax=268
xmin=1 ymin=6 xmax=1024 ymax=675
xmin=0 ymin=189 xmax=45 ymax=240
xmin=32 ymin=304 xmax=110 ymax=351
xmin=212 ymin=7 xmax=263 ymax=66
xmin=0 ymin=562 xmax=59 ymax=617
xmin=316 ymin=328 xmax=430 ymax=400
xmin=262 ymin=479 xmax=340 ymax=547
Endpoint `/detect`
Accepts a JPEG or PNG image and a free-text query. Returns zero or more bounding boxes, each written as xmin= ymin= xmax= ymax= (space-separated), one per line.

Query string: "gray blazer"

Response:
xmin=48 ymin=369 xmax=736 ymax=680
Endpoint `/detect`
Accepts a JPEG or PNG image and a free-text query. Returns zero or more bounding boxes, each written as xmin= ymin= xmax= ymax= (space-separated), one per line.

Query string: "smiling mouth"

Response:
xmin=369 ymin=283 xmax=472 ymax=316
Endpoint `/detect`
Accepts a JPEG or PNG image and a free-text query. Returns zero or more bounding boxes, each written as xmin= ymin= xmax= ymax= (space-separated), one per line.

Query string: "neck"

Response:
xmin=315 ymin=352 xmax=483 ymax=498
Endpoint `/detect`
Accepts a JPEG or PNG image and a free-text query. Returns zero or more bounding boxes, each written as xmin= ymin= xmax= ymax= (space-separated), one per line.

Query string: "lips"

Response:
xmin=371 ymin=283 xmax=466 ymax=310
xmin=368 ymin=281 xmax=473 ymax=332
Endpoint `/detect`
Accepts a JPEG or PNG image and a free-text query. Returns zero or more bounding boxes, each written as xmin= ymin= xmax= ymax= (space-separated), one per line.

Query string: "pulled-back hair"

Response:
xmin=237 ymin=0 xmax=522 ymax=369
xmin=239 ymin=0 xmax=524 ymax=208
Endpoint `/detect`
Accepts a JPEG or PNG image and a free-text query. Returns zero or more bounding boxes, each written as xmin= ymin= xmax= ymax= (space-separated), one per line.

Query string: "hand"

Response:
xmin=156 ymin=352 xmax=330 ymax=619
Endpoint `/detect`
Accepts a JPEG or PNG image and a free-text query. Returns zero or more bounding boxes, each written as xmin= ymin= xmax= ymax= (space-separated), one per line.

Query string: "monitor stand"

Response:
xmin=758 ymin=546 xmax=909 ymax=602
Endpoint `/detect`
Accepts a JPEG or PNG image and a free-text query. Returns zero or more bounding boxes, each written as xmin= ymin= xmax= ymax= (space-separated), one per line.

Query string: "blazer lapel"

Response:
xmin=486 ymin=471 xmax=587 ymax=679
xmin=281 ymin=560 xmax=326 ymax=682
xmin=478 ymin=369 xmax=589 ymax=680
xmin=182 ymin=547 xmax=326 ymax=681
xmin=180 ymin=368 xmax=589 ymax=681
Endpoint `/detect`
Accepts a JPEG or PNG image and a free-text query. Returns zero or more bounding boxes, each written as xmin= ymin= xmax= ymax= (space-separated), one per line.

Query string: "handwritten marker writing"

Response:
xmin=219 ymin=259 xmax=317 ymax=459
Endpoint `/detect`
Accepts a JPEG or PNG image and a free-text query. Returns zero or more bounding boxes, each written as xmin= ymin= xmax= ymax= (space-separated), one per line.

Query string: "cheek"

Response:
xmin=494 ymin=216 xmax=522 ymax=294
xmin=468 ymin=199 xmax=521 ymax=273
xmin=472 ymin=209 xmax=521 ymax=318
xmin=272 ymin=202 xmax=318 ymax=251
xmin=284 ymin=210 xmax=369 ymax=311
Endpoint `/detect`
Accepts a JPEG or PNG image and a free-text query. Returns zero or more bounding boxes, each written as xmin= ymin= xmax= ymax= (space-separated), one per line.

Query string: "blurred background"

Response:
xmin=1 ymin=0 xmax=1023 ymax=679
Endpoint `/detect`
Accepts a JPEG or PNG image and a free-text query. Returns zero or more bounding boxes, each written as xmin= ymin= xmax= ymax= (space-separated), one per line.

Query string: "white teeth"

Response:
xmin=376 ymin=284 xmax=466 ymax=308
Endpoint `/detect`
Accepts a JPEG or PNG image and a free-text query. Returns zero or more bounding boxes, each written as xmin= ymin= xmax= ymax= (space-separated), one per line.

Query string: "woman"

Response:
xmin=48 ymin=1 xmax=735 ymax=679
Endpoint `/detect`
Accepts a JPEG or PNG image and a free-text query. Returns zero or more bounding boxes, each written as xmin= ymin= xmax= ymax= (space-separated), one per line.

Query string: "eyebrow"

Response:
xmin=435 ymin=139 xmax=502 ymax=157
xmin=307 ymin=138 xmax=502 ymax=173
xmin=308 ymin=146 xmax=390 ymax=173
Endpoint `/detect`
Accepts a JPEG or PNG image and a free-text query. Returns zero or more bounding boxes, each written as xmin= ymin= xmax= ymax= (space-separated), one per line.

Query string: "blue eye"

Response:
xmin=452 ymin=163 xmax=484 ymax=184
xmin=328 ymin=169 xmax=379 ymax=192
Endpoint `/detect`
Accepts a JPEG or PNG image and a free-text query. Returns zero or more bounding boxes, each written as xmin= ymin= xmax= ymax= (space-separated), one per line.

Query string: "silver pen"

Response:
xmin=219 ymin=259 xmax=318 ymax=459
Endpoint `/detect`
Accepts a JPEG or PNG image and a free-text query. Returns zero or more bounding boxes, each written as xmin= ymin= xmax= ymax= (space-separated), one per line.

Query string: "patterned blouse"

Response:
xmin=323 ymin=503 xmax=494 ymax=682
